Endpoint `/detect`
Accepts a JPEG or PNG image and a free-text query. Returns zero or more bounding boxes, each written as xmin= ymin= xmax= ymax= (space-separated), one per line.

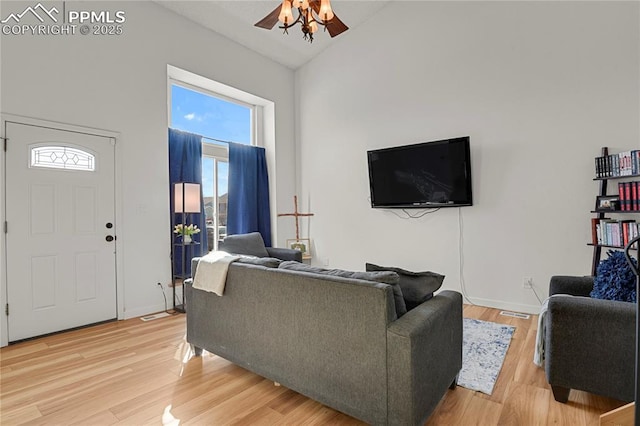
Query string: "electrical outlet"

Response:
xmin=523 ymin=277 xmax=533 ymax=289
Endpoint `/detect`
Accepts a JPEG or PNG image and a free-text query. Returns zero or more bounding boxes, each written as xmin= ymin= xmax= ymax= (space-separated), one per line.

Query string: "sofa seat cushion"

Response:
xmin=366 ymin=263 xmax=445 ymax=310
xmin=278 ymin=261 xmax=407 ymax=317
xmin=220 ymin=232 xmax=270 ymax=258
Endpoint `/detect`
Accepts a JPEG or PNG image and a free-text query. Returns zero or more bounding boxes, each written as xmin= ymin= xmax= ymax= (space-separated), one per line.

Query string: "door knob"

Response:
xmin=106 ymin=235 xmax=114 ymax=242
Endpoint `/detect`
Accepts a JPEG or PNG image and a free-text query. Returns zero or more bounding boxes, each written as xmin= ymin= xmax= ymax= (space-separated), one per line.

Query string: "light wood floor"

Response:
xmin=0 ymin=305 xmax=626 ymax=425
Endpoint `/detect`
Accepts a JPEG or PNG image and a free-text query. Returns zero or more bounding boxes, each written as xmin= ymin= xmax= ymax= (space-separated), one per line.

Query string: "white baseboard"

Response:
xmin=123 ymin=303 xmax=169 ymax=320
xmin=464 ymin=297 xmax=541 ymax=315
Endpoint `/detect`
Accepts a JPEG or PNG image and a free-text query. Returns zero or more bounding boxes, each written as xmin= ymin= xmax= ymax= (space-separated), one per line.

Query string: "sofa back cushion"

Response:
xmin=219 ymin=232 xmax=270 ymax=258
xmin=236 ymin=256 xmax=282 ymax=268
xmin=278 ymin=261 xmax=407 ymax=317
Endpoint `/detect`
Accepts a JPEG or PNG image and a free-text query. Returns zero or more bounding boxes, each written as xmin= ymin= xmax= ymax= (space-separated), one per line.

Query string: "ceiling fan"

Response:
xmin=255 ymin=0 xmax=349 ymax=43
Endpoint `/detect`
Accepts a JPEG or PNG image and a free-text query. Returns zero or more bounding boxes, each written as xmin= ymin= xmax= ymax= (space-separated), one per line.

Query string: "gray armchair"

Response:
xmin=218 ymin=232 xmax=303 ymax=262
xmin=545 ymin=275 xmax=635 ymax=403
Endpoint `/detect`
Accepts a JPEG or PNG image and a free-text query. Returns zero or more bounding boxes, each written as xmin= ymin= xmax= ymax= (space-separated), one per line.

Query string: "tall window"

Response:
xmin=170 ymin=82 xmax=253 ymax=250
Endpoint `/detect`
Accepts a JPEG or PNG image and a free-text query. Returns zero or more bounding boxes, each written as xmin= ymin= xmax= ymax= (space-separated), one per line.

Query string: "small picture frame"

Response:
xmin=595 ymin=195 xmax=620 ymax=211
xmin=287 ymin=238 xmax=311 ymax=258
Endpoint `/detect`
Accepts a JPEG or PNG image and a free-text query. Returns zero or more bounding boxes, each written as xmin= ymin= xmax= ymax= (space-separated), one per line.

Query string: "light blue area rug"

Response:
xmin=458 ymin=318 xmax=516 ymax=395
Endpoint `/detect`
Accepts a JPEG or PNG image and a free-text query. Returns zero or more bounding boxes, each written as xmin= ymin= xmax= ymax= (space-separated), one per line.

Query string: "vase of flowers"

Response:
xmin=174 ymin=223 xmax=201 ymax=244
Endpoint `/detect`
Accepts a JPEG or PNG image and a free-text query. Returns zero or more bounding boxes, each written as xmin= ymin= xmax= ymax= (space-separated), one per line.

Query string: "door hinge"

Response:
xmin=5 ymin=304 xmax=8 ymax=316
xmin=3 ymin=221 xmax=6 ymax=234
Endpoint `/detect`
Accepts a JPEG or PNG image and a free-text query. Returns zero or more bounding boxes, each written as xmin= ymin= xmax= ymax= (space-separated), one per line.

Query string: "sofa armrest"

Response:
xmin=545 ymin=295 xmax=635 ymax=402
xmin=549 ymin=275 xmax=594 ymax=297
xmin=190 ymin=258 xmax=201 ymax=277
xmin=266 ymin=247 xmax=303 ymax=262
xmin=386 ymin=290 xmax=463 ymax=426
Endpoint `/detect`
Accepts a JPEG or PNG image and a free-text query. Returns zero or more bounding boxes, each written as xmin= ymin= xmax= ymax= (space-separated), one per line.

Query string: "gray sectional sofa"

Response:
xmin=185 ymin=258 xmax=463 ymax=425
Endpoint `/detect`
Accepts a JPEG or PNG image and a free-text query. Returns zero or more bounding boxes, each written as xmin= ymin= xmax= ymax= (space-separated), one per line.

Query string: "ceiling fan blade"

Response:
xmin=255 ymin=4 xmax=282 ymax=30
xmin=324 ymin=14 xmax=349 ymax=37
xmin=309 ymin=0 xmax=348 ymax=37
xmin=309 ymin=0 xmax=321 ymax=14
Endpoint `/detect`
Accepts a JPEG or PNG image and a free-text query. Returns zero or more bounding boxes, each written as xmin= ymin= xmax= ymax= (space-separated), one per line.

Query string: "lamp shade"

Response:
xmin=319 ymin=0 xmax=334 ymax=21
xmin=278 ymin=0 xmax=294 ymax=24
xmin=174 ymin=182 xmax=201 ymax=213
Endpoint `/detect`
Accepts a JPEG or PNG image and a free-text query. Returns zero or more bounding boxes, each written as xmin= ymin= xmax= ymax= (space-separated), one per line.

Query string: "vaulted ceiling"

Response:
xmin=155 ymin=1 xmax=390 ymax=69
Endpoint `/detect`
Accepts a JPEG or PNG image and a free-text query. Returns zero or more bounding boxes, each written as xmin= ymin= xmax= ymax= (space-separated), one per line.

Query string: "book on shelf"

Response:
xmin=624 ymin=220 xmax=639 ymax=249
xmin=612 ymin=221 xmax=622 ymax=247
xmin=621 ymin=220 xmax=636 ymax=247
xmin=594 ymin=218 xmax=639 ymax=249
xmin=618 ymin=182 xmax=625 ymax=210
xmin=620 ymin=151 xmax=633 ymax=176
xmin=595 ymin=150 xmax=640 ymax=178
xmin=601 ymin=219 xmax=617 ymax=247
xmin=591 ymin=217 xmax=599 ymax=245
xmin=616 ymin=180 xmax=640 ymax=212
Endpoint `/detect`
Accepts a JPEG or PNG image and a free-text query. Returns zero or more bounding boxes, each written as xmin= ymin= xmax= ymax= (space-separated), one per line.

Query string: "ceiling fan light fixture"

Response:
xmin=255 ymin=0 xmax=348 ymax=42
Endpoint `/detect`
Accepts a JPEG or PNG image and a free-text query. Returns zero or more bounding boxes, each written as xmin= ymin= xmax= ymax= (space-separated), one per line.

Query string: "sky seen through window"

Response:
xmin=170 ymin=84 xmax=251 ymax=196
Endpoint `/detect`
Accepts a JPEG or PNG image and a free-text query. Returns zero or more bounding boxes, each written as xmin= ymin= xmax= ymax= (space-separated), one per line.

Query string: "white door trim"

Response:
xmin=0 ymin=114 xmax=124 ymax=347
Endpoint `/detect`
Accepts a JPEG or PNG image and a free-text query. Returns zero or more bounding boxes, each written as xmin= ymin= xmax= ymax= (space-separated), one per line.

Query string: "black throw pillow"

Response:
xmin=366 ymin=263 xmax=445 ymax=311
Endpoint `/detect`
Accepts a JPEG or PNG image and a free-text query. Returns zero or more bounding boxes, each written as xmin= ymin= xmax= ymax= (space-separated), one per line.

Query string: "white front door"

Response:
xmin=5 ymin=122 xmax=117 ymax=342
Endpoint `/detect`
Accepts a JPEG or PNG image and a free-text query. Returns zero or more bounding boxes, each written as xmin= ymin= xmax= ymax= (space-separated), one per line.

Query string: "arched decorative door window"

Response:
xmin=30 ymin=145 xmax=96 ymax=171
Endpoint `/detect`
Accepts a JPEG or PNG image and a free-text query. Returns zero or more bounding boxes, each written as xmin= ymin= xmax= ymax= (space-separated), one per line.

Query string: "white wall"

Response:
xmin=296 ymin=1 xmax=640 ymax=313
xmin=0 ymin=1 xmax=296 ymax=329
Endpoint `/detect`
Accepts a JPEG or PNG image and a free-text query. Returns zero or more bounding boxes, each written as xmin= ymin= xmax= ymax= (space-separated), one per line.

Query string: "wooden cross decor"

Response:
xmin=277 ymin=195 xmax=314 ymax=241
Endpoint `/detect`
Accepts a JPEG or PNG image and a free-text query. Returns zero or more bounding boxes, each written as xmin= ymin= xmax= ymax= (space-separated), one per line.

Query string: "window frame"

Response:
xmin=202 ymin=149 xmax=228 ymax=250
xmin=168 ymin=75 xmax=259 ymax=251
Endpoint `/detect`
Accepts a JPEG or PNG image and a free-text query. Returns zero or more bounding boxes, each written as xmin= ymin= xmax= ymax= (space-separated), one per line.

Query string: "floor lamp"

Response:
xmin=624 ymin=236 xmax=640 ymax=425
xmin=173 ymin=182 xmax=201 ymax=313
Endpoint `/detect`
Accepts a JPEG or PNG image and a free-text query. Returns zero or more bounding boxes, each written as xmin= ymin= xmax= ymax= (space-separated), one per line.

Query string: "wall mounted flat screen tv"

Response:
xmin=367 ymin=137 xmax=472 ymax=208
